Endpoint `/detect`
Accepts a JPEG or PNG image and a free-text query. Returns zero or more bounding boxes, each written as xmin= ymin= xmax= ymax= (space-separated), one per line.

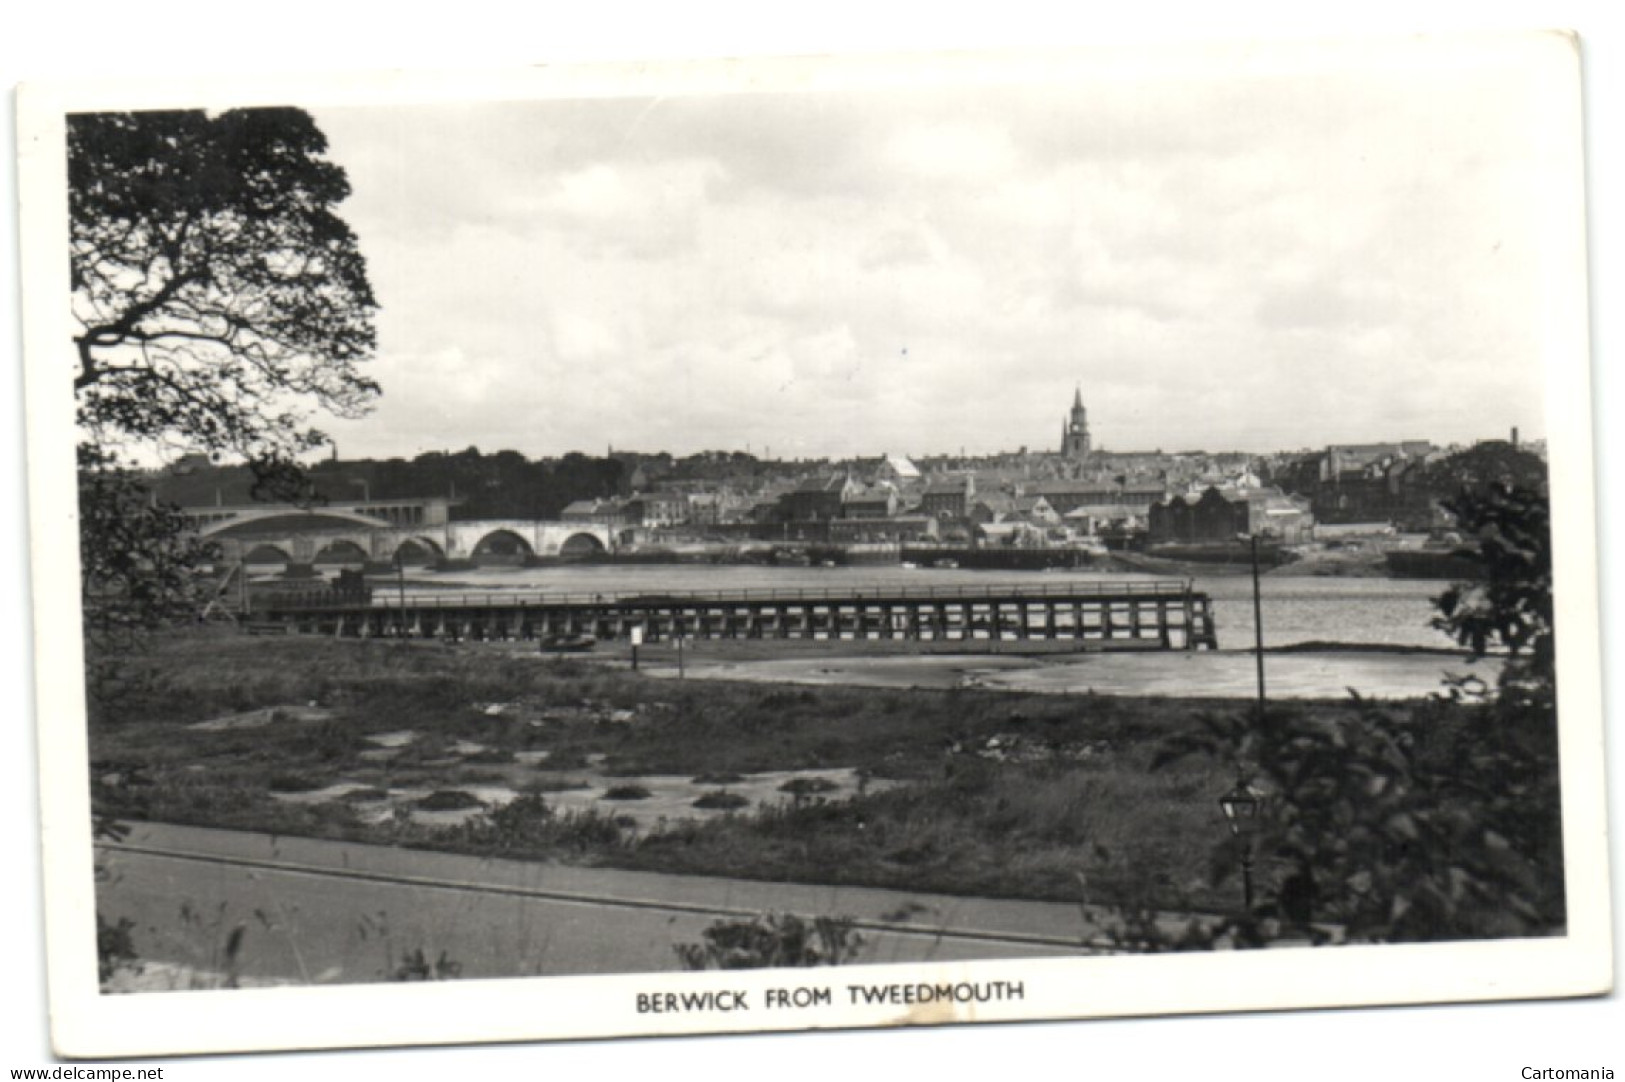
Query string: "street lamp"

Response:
xmin=1218 ymin=778 xmax=1265 ymax=913
xmin=1249 ymin=533 xmax=1267 ymax=724
xmin=391 ymin=551 xmax=408 ymax=635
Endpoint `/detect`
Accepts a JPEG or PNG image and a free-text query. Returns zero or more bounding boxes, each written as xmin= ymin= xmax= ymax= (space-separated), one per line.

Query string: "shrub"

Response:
xmin=281 ymin=721 xmax=363 ymax=763
xmin=448 ymin=797 xmax=632 ymax=857
xmin=97 ymin=914 xmax=141 ymax=984
xmin=674 ymin=912 xmax=865 ymax=970
xmin=602 ymin=784 xmax=652 ymax=801
xmin=267 ymin=773 xmax=328 ymax=793
xmin=693 ymin=790 xmax=749 ymax=811
xmin=389 ymin=948 xmax=462 ymax=981
xmin=1104 ymin=485 xmax=1566 ymax=950
xmin=779 ymin=777 xmax=839 ymax=796
xmin=553 ymin=810 xmax=633 ymax=850
xmin=416 ymin=790 xmax=484 ymax=812
xmin=1149 ymin=692 xmax=1561 ymax=944
xmin=543 ymin=749 xmax=592 ymax=771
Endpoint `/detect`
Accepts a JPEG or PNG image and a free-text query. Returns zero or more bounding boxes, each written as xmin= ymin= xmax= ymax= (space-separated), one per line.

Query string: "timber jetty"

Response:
xmin=252 ymin=580 xmax=1219 ymax=650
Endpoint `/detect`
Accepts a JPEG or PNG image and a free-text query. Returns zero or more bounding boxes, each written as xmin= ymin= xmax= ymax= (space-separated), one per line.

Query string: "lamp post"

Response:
xmin=1250 ymin=533 xmax=1266 ymax=724
xmin=392 ymin=552 xmax=408 ymax=635
xmin=1218 ymin=778 xmax=1265 ymax=913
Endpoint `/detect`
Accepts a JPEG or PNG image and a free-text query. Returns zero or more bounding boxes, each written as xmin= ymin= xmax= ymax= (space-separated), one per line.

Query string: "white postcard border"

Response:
xmin=16 ymin=36 xmax=1613 ymax=1060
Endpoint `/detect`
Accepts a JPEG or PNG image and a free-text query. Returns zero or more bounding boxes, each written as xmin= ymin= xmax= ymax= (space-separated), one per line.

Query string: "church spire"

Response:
xmin=1061 ymin=384 xmax=1091 ymax=463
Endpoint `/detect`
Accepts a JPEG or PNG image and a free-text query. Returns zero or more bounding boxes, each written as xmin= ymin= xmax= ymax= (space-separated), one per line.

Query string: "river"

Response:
xmin=378 ymin=563 xmax=1460 ymax=651
xmin=351 ymin=563 xmax=1499 ymax=699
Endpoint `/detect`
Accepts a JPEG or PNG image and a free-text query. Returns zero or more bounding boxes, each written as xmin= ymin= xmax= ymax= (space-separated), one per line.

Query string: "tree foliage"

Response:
xmin=1134 ymin=485 xmax=1562 ymax=948
xmin=71 ymin=107 xmax=378 ymax=471
xmin=77 ymin=446 xmax=218 ymax=634
xmin=70 ymin=107 xmax=377 ymax=650
xmin=1416 ymin=441 xmax=1549 ymax=497
xmin=1149 ymin=692 xmax=1562 ymax=944
xmin=139 ymin=447 xmax=630 ymax=522
xmin=1431 ymin=482 xmax=1554 ymax=704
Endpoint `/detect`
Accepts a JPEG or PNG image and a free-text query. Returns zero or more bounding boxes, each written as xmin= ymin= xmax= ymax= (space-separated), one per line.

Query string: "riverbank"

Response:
xmin=637 ymin=645 xmax=1495 ymax=700
xmin=517 ymin=631 xmax=1491 ymax=700
xmin=91 ymin=630 xmax=1454 ymax=914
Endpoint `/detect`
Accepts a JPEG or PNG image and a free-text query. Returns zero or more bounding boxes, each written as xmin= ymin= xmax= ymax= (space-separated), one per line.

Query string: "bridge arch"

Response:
xmin=391 ymin=536 xmax=446 ymax=565
xmin=470 ymin=528 xmax=535 ymax=565
xmin=558 ymin=532 xmax=608 ymax=557
xmin=242 ymin=543 xmax=295 ymax=566
xmin=313 ymin=539 xmax=370 ymax=566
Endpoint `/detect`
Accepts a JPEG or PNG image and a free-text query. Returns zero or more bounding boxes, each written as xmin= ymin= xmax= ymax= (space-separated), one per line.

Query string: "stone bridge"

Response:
xmin=198 ymin=508 xmax=618 ymax=566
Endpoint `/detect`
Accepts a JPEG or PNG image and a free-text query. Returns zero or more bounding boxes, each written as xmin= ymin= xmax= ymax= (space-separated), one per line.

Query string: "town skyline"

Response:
xmin=297 ymin=38 xmax=1566 ymax=463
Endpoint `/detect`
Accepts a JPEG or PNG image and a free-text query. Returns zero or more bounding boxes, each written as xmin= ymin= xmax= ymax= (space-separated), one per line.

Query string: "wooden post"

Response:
xmin=1251 ymin=535 xmax=1267 ymax=721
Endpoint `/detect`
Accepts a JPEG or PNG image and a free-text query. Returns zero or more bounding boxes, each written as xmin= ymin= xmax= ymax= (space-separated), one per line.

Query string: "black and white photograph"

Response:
xmin=7 ymin=14 xmax=1618 ymax=1072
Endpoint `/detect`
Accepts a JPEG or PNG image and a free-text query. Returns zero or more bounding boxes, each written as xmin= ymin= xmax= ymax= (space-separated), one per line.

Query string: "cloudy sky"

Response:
xmin=310 ymin=38 xmax=1577 ymax=462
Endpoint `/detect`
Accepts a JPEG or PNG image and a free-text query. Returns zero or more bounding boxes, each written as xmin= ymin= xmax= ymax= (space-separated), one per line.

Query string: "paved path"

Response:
xmin=96 ymin=822 xmax=1150 ymax=988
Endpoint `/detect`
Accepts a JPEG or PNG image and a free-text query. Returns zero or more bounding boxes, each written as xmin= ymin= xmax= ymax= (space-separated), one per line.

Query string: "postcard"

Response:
xmin=14 ymin=30 xmax=1611 ymax=1060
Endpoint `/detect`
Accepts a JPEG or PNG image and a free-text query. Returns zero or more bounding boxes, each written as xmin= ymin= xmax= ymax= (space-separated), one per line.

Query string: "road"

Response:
xmin=95 ymin=822 xmax=1128 ymax=989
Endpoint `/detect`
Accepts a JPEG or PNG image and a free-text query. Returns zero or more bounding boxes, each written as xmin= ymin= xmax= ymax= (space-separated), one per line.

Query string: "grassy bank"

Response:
xmin=89 ymin=629 xmax=1408 ymax=912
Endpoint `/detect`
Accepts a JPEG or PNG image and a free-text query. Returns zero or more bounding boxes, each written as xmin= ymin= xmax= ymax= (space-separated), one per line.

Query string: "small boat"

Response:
xmin=900 ymin=561 xmax=919 ymax=570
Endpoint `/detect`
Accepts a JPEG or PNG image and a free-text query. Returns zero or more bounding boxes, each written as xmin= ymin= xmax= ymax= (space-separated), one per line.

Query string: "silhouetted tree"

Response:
xmin=1144 ymin=484 xmax=1562 ymax=946
xmin=72 ymin=108 xmax=377 ymax=470
xmin=71 ymin=108 xmax=376 ymax=647
xmin=1432 ymin=482 xmax=1554 ymax=704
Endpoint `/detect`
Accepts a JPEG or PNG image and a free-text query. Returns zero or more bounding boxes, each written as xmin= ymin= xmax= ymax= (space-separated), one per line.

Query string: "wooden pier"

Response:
xmin=255 ymin=580 xmax=1219 ymax=651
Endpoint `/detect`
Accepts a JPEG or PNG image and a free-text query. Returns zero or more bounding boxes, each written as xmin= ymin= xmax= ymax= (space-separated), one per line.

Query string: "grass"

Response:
xmin=633 ymin=757 xmax=1228 ymax=906
xmin=779 ymin=777 xmax=839 ymax=796
xmin=87 ymin=629 xmax=1388 ymax=910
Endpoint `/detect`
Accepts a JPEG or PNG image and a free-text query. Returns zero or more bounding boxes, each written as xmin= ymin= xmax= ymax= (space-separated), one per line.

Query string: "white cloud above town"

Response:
xmin=310 ymin=37 xmax=1574 ymax=461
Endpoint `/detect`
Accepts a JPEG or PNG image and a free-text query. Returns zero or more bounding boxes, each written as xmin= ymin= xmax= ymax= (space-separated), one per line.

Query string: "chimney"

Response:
xmin=1511 ymin=426 xmax=1520 ymax=448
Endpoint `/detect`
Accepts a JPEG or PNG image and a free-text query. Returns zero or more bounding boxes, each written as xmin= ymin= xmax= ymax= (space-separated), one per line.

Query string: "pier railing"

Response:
xmin=254 ymin=576 xmax=1218 ymax=650
xmin=267 ymin=578 xmax=1197 ymax=611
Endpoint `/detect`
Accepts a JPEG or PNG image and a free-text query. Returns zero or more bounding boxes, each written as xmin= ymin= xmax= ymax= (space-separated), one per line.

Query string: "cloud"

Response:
xmin=310 ymin=43 xmax=1566 ymax=459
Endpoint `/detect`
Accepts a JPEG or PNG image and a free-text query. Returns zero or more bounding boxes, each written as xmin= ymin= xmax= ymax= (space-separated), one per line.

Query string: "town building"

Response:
xmin=874 ymin=453 xmax=923 ymax=486
xmin=827 ymin=515 xmax=939 ymax=543
xmin=1148 ymin=485 xmax=1314 ymax=545
xmin=1008 ymin=494 xmax=1061 ymax=527
xmin=623 ymin=491 xmax=689 ymax=527
xmin=778 ymin=474 xmax=854 ymax=523
xmin=919 ymin=475 xmax=975 ymax=519
xmin=842 ymin=482 xmax=901 ymax=519
xmin=1023 ymin=480 xmax=1166 ymax=516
